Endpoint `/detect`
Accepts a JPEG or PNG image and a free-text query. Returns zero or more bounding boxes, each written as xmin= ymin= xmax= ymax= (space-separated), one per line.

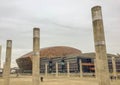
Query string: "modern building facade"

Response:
xmin=16 ymin=46 xmax=120 ymax=74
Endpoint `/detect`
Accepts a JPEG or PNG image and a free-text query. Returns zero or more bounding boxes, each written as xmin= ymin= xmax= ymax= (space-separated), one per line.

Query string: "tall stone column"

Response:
xmin=91 ymin=6 xmax=111 ymax=85
xmin=45 ymin=63 xmax=48 ymax=77
xmin=32 ymin=28 xmax=40 ymax=85
xmin=67 ymin=61 xmax=70 ymax=77
xmin=3 ymin=40 xmax=12 ymax=85
xmin=112 ymin=57 xmax=117 ymax=78
xmin=56 ymin=62 xmax=58 ymax=77
xmin=80 ymin=59 xmax=83 ymax=78
xmin=0 ymin=45 xmax=2 ymax=69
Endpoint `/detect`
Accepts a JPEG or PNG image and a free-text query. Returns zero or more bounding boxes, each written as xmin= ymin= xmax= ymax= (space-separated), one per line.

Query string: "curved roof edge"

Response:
xmin=18 ymin=46 xmax=82 ymax=59
xmin=80 ymin=52 xmax=118 ymax=58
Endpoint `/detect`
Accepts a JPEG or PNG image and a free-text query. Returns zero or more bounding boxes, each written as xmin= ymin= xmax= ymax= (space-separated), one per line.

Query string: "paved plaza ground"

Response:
xmin=0 ymin=75 xmax=120 ymax=85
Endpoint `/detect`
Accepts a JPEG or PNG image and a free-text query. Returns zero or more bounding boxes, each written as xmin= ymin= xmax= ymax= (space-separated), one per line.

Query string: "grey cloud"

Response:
xmin=0 ymin=0 xmax=120 ymax=67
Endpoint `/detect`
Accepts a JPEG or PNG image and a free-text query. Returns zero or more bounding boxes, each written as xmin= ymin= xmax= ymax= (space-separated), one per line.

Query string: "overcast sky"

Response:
xmin=0 ymin=0 xmax=120 ymax=67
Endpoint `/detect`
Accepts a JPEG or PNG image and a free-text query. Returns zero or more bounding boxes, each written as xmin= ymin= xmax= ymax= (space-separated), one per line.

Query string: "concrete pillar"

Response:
xmin=56 ymin=62 xmax=58 ymax=77
xmin=32 ymin=28 xmax=40 ymax=85
xmin=0 ymin=45 xmax=1 ymax=68
xmin=112 ymin=57 xmax=117 ymax=78
xmin=91 ymin=6 xmax=111 ymax=85
xmin=67 ymin=61 xmax=70 ymax=77
xmin=3 ymin=40 xmax=12 ymax=85
xmin=45 ymin=63 xmax=48 ymax=77
xmin=79 ymin=59 xmax=83 ymax=78
xmin=94 ymin=59 xmax=97 ymax=78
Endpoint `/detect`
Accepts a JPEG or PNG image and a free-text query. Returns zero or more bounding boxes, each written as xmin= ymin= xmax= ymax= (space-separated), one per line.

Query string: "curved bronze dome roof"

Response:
xmin=20 ymin=46 xmax=82 ymax=59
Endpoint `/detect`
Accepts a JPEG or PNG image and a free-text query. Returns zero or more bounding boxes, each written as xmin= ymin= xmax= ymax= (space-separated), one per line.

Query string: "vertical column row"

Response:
xmin=3 ymin=40 xmax=12 ymax=85
xmin=32 ymin=28 xmax=40 ymax=85
xmin=91 ymin=6 xmax=111 ymax=85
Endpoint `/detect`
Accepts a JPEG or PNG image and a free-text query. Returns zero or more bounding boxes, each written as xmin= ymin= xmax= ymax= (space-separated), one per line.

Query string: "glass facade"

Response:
xmin=16 ymin=55 xmax=120 ymax=74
